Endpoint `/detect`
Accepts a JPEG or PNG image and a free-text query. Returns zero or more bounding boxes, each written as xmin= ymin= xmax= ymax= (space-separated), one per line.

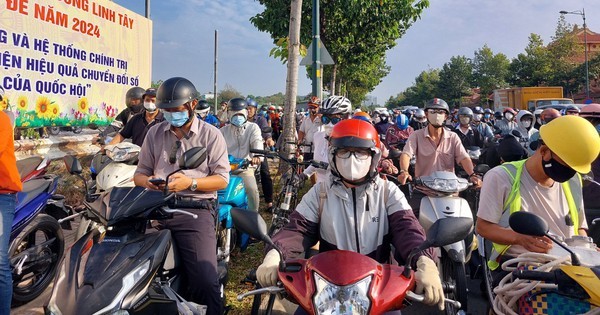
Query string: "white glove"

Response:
xmin=414 ymin=255 xmax=445 ymax=311
xmin=256 ymin=249 xmax=281 ymax=287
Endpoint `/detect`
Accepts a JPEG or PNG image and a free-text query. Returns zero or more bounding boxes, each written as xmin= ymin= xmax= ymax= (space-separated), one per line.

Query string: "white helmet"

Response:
xmin=321 ymin=95 xmax=352 ymax=116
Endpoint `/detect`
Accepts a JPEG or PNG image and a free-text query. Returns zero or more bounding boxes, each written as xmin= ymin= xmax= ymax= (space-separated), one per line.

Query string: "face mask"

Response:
xmin=484 ymin=113 xmax=490 ymax=119
xmin=427 ymin=113 xmax=445 ymax=127
xmin=373 ymin=116 xmax=381 ymax=124
xmin=335 ymin=155 xmax=372 ymax=182
xmin=459 ymin=117 xmax=471 ymax=125
xmin=474 ymin=114 xmax=482 ymax=122
xmin=196 ymin=109 xmax=209 ymax=118
xmin=143 ymin=101 xmax=156 ymax=112
xmin=309 ymin=108 xmax=318 ymax=115
xmin=521 ymin=119 xmax=532 ymax=129
xmin=542 ymin=154 xmax=576 ymax=183
xmin=536 ymin=118 xmax=543 ymax=126
xmin=231 ymin=115 xmax=246 ymax=127
xmin=130 ymin=104 xmax=143 ymax=114
xmin=505 ymin=113 xmax=514 ymax=121
xmin=380 ymin=116 xmax=388 ymax=123
xmin=163 ymin=110 xmax=189 ymax=127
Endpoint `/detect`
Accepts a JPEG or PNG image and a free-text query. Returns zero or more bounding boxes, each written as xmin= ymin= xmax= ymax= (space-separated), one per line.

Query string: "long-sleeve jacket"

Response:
xmin=267 ymin=174 xmax=435 ymax=266
xmin=220 ymin=121 xmax=264 ymax=159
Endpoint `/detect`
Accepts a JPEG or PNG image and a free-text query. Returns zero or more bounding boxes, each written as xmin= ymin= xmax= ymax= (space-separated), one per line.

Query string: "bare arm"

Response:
xmin=108 ymin=133 xmax=124 ymax=145
xmin=476 ymin=217 xmax=552 ymax=253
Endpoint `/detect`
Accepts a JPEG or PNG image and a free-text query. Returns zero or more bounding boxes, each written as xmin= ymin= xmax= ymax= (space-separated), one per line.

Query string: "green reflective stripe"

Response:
xmin=488 ymin=159 xmax=580 ymax=270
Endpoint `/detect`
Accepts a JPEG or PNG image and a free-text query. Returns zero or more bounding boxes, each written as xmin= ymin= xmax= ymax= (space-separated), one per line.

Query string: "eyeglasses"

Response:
xmin=321 ymin=116 xmax=342 ymax=125
xmin=335 ymin=148 xmax=372 ymax=160
xmin=169 ymin=140 xmax=181 ymax=164
xmin=427 ymin=109 xmax=447 ymax=115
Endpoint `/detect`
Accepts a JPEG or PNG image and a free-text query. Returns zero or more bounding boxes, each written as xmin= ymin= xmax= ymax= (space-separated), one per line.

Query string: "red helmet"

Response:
xmin=328 ymin=119 xmax=382 ymax=183
xmin=580 ymin=103 xmax=600 ymax=118
xmin=308 ymin=96 xmax=321 ymax=108
xmin=268 ymin=105 xmax=276 ymax=111
xmin=503 ymin=107 xmax=517 ymax=115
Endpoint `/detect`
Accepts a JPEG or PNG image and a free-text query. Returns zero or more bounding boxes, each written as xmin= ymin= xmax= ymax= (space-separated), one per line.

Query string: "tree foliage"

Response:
xmin=437 ymin=56 xmax=473 ymax=107
xmin=251 ymin=0 xmax=430 ymax=105
xmin=218 ymin=84 xmax=243 ymax=102
xmin=472 ymin=45 xmax=510 ymax=100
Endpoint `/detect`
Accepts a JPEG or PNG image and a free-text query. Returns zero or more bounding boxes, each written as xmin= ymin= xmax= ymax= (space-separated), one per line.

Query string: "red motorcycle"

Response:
xmin=17 ymin=155 xmax=50 ymax=182
xmin=232 ymin=209 xmax=473 ymax=315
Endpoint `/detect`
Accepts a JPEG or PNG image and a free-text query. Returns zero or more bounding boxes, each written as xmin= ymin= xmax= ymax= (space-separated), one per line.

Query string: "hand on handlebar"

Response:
xmin=469 ymin=174 xmax=482 ymax=188
xmin=398 ymin=172 xmax=412 ymax=185
xmin=256 ymin=249 xmax=280 ymax=287
xmin=251 ymin=157 xmax=261 ymax=166
xmin=415 ymin=256 xmax=445 ymax=311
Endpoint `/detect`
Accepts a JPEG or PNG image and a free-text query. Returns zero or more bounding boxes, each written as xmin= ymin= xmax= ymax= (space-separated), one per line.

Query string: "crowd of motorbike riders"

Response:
xmin=4 ymin=75 xmax=599 ymax=314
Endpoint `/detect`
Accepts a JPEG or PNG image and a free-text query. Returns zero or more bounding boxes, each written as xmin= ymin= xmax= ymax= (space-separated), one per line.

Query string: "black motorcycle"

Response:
xmin=45 ymin=147 xmax=215 ymax=315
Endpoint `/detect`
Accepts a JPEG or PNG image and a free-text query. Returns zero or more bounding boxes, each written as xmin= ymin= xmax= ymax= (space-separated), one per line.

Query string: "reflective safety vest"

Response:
xmin=487 ymin=160 xmax=582 ymax=270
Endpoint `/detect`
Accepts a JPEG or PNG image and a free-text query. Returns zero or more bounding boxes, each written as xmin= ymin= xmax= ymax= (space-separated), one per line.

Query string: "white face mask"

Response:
xmin=143 ymin=101 xmax=156 ymax=112
xmin=427 ymin=113 xmax=445 ymax=127
xmin=474 ymin=114 xmax=483 ymax=122
xmin=373 ymin=116 xmax=381 ymax=124
xmin=505 ymin=113 xmax=514 ymax=121
xmin=335 ymin=155 xmax=372 ymax=182
xmin=459 ymin=117 xmax=471 ymax=126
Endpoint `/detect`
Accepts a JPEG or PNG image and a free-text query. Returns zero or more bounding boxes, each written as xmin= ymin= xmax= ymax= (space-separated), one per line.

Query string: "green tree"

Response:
xmin=400 ymin=68 xmax=440 ymax=107
xmin=218 ymin=84 xmax=243 ymax=103
xmin=508 ymin=34 xmax=552 ymax=87
xmin=546 ymin=15 xmax=583 ymax=95
xmin=251 ymin=0 xmax=430 ymax=103
xmin=472 ymin=45 xmax=510 ymax=102
xmin=437 ymin=56 xmax=472 ymax=107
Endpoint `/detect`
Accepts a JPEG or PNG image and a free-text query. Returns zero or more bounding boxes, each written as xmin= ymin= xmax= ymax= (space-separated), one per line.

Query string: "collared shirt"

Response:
xmin=248 ymin=115 xmax=272 ymax=140
xmin=220 ymin=121 xmax=264 ymax=160
xmin=402 ymin=127 xmax=469 ymax=177
xmin=119 ymin=110 xmax=164 ymax=147
xmin=299 ymin=114 xmax=321 ymax=152
xmin=135 ymin=117 xmax=230 ymax=200
xmin=385 ymin=125 xmax=414 ymax=149
xmin=303 ymin=128 xmax=330 ymax=183
xmin=0 ymin=111 xmax=22 ymax=193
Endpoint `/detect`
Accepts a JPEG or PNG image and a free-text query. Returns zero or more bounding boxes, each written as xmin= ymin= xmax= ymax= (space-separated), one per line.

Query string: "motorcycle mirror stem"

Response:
xmin=402 ymin=243 xmax=430 ymax=278
xmin=162 ymin=169 xmax=182 ymax=195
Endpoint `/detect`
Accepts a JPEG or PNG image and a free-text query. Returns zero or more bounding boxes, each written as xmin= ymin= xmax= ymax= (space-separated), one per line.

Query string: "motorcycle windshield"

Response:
xmin=86 ymin=186 xmax=169 ymax=224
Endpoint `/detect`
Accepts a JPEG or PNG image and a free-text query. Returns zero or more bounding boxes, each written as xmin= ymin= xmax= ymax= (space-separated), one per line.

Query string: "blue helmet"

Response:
xmin=246 ymin=98 xmax=258 ymax=108
xmin=395 ymin=114 xmax=409 ymax=130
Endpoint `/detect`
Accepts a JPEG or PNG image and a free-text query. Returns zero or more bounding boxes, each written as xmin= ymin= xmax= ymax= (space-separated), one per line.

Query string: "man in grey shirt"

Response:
xmin=134 ymin=77 xmax=230 ymax=314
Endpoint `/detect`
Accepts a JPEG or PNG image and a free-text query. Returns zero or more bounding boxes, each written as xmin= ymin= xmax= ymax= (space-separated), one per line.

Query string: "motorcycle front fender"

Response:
xmin=442 ymin=241 xmax=466 ymax=263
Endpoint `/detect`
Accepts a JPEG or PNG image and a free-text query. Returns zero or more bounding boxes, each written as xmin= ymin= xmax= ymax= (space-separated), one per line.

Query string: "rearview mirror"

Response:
xmin=389 ymin=149 xmax=402 ymax=159
xmin=179 ymin=147 xmax=207 ymax=170
xmin=88 ymin=123 xmax=98 ymax=130
xmin=63 ymin=155 xmax=83 ymax=175
xmin=475 ymin=164 xmax=490 ymax=175
xmin=424 ymin=217 xmax=473 ymax=248
xmin=509 ymin=212 xmax=548 ymax=237
xmin=231 ymin=208 xmax=272 ymax=246
xmin=261 ymin=126 xmax=273 ymax=134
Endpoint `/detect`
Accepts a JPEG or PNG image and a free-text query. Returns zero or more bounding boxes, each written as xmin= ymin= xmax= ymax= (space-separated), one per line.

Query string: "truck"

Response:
xmin=493 ymin=87 xmax=574 ymax=111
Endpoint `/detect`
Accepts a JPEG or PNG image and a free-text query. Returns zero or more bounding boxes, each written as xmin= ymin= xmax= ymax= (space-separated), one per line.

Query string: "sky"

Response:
xmin=114 ymin=0 xmax=600 ymax=104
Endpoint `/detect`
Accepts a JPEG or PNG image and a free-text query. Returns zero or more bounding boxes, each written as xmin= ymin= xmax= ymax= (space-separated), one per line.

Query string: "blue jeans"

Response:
xmin=0 ymin=193 xmax=16 ymax=314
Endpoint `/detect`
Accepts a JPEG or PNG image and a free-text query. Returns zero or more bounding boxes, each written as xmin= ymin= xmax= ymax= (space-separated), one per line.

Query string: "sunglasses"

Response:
xmin=169 ymin=140 xmax=181 ymax=164
xmin=321 ymin=116 xmax=342 ymax=125
xmin=335 ymin=148 xmax=372 ymax=160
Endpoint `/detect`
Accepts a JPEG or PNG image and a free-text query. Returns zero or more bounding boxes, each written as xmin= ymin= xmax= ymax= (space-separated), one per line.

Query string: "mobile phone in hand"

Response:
xmin=149 ymin=178 xmax=166 ymax=186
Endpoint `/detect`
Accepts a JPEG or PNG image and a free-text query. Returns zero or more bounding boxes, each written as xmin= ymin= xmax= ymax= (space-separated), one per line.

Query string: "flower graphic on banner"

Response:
xmin=0 ymin=97 xmax=8 ymax=111
xmin=17 ymin=96 xmax=28 ymax=111
xmin=36 ymin=96 xmax=51 ymax=119
xmin=78 ymin=97 xmax=89 ymax=113
xmin=48 ymin=103 xmax=60 ymax=120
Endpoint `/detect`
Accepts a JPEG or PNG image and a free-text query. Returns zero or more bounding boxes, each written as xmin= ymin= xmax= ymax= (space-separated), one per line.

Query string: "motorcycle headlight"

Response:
xmin=92 ymin=259 xmax=151 ymax=315
xmin=423 ymin=178 xmax=468 ymax=193
xmin=313 ymin=273 xmax=372 ymax=315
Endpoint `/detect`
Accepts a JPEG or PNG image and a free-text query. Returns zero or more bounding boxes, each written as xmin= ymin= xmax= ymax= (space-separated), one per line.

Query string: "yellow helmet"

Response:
xmin=539 ymin=115 xmax=600 ymax=173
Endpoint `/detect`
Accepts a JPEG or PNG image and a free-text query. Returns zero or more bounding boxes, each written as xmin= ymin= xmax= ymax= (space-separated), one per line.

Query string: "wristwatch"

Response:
xmin=189 ymin=178 xmax=198 ymax=191
xmin=399 ymin=169 xmax=408 ymax=174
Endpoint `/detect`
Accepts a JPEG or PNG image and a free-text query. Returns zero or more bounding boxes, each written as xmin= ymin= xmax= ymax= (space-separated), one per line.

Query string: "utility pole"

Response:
xmin=145 ymin=0 xmax=150 ymax=18
xmin=311 ymin=0 xmax=321 ymax=100
xmin=214 ymin=30 xmax=218 ymax=113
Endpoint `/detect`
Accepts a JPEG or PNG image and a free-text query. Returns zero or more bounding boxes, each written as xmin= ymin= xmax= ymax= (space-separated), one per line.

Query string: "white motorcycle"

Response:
xmin=76 ymin=142 xmax=140 ymax=238
xmin=415 ymin=170 xmax=475 ymax=315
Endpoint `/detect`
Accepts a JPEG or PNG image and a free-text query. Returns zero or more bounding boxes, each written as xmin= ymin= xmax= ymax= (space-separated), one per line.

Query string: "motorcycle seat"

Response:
xmin=17 ymin=178 xmax=52 ymax=206
xmin=17 ymin=156 xmax=44 ymax=180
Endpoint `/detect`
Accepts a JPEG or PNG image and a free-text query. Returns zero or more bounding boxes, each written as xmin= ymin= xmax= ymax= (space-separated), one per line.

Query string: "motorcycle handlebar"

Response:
xmin=405 ymin=291 xmax=462 ymax=309
xmin=236 ymin=286 xmax=285 ymax=301
xmin=512 ymin=269 xmax=556 ymax=283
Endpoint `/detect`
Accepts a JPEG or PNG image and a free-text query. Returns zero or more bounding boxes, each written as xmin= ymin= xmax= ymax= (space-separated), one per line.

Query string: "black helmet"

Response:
xmin=126 ymin=87 xmax=145 ymax=106
xmin=424 ymin=98 xmax=450 ymax=113
xmin=156 ymin=77 xmax=198 ymax=109
xmin=228 ymin=98 xmax=247 ymax=111
xmin=142 ymin=88 xmax=157 ymax=99
xmin=197 ymin=100 xmax=210 ymax=110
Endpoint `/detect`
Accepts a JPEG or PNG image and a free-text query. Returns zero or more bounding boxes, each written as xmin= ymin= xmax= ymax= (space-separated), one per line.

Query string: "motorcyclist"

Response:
xmin=398 ymin=98 xmax=481 ymax=217
xmin=247 ymin=98 xmax=276 ymax=212
xmin=472 ymin=106 xmax=494 ymax=141
xmin=97 ymin=86 xmax=145 ymax=142
xmin=107 ymin=88 xmax=164 ymax=147
xmin=494 ymin=107 xmax=518 ymax=136
xmin=580 ymin=104 xmax=600 ymax=219
xmin=133 ymin=77 xmax=230 ymax=314
xmin=483 ymin=108 xmax=494 ymax=125
xmin=302 ymin=95 xmax=353 ymax=183
xmin=410 ymin=108 xmax=428 ymax=130
xmin=195 ymin=99 xmax=220 ymax=127
xmin=533 ymin=108 xmax=543 ymax=130
xmin=298 ymin=96 xmax=322 ymax=162
xmin=374 ymin=111 xmax=393 ymax=139
xmin=476 ymin=115 xmax=599 ymax=283
xmin=514 ymin=109 xmax=537 ymax=154
xmin=216 ymin=101 xmax=228 ymax=126
xmin=452 ymin=107 xmax=485 ymax=149
xmin=256 ymin=119 xmax=445 ymax=311
xmin=220 ymin=98 xmax=264 ymax=213
xmin=540 ymin=108 xmax=561 ymax=124
xmin=562 ymin=104 xmax=580 ymax=116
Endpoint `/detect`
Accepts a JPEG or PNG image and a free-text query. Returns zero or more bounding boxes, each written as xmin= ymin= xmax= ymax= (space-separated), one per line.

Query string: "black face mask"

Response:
xmin=542 ymin=153 xmax=576 ymax=183
xmin=130 ymin=103 xmax=143 ymax=114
